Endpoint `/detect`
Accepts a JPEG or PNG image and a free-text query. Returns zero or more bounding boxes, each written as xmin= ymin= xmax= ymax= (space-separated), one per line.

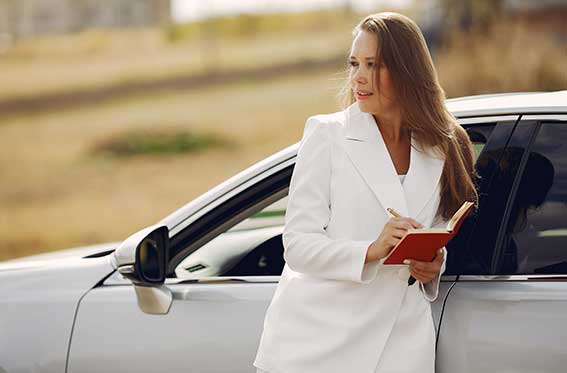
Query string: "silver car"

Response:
xmin=1 ymin=91 xmax=566 ymax=373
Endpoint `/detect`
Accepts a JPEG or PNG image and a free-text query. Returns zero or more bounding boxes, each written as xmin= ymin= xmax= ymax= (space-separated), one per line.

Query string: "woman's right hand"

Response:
xmin=365 ymin=217 xmax=423 ymax=263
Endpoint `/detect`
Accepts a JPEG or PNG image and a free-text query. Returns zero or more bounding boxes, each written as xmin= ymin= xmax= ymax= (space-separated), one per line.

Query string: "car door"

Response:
xmin=432 ymin=117 xmax=507 ymax=338
xmin=437 ymin=115 xmax=567 ymax=372
xmin=66 ymin=167 xmax=293 ymax=373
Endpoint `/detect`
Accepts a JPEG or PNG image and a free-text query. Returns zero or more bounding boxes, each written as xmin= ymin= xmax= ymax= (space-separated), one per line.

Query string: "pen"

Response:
xmin=386 ymin=207 xmax=417 ymax=286
xmin=386 ymin=207 xmax=402 ymax=218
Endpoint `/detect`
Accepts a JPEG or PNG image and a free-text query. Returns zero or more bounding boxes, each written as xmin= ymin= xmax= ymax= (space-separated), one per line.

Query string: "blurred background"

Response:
xmin=0 ymin=0 xmax=565 ymax=261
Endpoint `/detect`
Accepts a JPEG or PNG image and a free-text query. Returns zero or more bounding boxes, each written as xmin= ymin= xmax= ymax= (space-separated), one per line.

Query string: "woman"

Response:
xmin=253 ymin=12 xmax=477 ymax=373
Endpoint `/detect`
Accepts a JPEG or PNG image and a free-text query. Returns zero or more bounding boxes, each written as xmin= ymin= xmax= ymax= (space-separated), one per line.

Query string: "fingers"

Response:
xmin=410 ymin=263 xmax=436 ymax=276
xmin=409 ymin=259 xmax=441 ymax=282
xmin=406 ymin=249 xmax=444 ymax=266
xmin=409 ymin=267 xmax=435 ymax=283
xmin=409 ymin=263 xmax=438 ymax=279
xmin=409 ymin=268 xmax=428 ymax=282
xmin=434 ymin=248 xmax=445 ymax=263
xmin=387 ymin=218 xmax=412 ymax=231
xmin=405 ymin=249 xmax=444 ymax=279
xmin=409 ymin=218 xmax=424 ymax=229
xmin=387 ymin=217 xmax=422 ymax=231
xmin=408 ymin=259 xmax=442 ymax=274
xmin=391 ymin=228 xmax=408 ymax=239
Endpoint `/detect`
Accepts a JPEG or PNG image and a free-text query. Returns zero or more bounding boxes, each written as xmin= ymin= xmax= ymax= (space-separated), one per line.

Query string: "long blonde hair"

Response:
xmin=339 ymin=12 xmax=478 ymax=220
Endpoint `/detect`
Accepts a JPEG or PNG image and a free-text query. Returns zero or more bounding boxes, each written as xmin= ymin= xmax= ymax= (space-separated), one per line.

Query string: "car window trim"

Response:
xmin=491 ymin=117 xmax=567 ymax=277
xmin=490 ymin=118 xmax=541 ymax=273
xmin=167 ymin=156 xmax=295 ymax=236
xmin=457 ymin=115 xmax=519 ymax=125
xmin=522 ymin=114 xmax=567 ymax=121
xmin=447 ymin=118 xmax=519 ymax=278
xmin=459 ymin=275 xmax=567 ymax=281
xmin=167 ymin=165 xmax=293 ymax=276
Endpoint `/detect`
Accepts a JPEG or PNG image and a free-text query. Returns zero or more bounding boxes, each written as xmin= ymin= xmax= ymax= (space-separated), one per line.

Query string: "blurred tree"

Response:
xmin=439 ymin=0 xmax=506 ymax=35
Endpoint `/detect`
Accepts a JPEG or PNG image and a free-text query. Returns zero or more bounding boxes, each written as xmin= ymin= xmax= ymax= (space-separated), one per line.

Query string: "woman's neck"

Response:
xmin=372 ymin=109 xmax=406 ymax=144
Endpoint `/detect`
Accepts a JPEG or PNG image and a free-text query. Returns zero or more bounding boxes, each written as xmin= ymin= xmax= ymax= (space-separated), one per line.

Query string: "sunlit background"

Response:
xmin=0 ymin=0 xmax=565 ymax=260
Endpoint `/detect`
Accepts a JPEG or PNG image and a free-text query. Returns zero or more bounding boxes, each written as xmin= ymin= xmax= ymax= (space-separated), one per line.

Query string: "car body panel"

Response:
xmin=67 ymin=277 xmax=454 ymax=373
xmin=446 ymin=90 xmax=567 ymax=117
xmin=0 ymin=256 xmax=115 ymax=373
xmin=437 ymin=281 xmax=567 ymax=372
xmin=67 ymin=280 xmax=276 ymax=373
xmin=0 ymin=242 xmax=118 ymax=267
xmin=432 ymin=280 xmax=455 ymax=332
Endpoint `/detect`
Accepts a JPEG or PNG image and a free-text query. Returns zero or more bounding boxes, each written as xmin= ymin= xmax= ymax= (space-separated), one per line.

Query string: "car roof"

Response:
xmin=446 ymin=90 xmax=567 ymax=117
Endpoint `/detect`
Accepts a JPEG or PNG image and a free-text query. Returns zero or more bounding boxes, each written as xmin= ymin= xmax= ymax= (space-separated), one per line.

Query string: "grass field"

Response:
xmin=0 ymin=10 xmax=564 ymax=261
xmin=0 ymin=67 xmax=344 ymax=260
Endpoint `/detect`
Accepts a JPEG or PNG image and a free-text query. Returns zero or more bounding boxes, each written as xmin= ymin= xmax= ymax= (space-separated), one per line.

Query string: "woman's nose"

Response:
xmin=353 ymin=68 xmax=368 ymax=84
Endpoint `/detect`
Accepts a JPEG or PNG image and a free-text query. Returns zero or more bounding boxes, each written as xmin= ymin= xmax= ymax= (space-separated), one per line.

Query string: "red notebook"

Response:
xmin=383 ymin=201 xmax=474 ymax=265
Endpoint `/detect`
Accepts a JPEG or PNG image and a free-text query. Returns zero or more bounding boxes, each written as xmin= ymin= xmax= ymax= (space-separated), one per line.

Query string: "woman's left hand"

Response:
xmin=404 ymin=248 xmax=445 ymax=284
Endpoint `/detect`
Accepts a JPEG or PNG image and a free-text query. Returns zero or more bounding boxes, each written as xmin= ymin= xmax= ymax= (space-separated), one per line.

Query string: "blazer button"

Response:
xmin=398 ymin=268 xmax=409 ymax=281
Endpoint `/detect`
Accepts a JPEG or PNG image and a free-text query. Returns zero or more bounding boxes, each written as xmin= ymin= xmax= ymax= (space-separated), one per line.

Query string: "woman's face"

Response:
xmin=348 ymin=30 xmax=397 ymax=114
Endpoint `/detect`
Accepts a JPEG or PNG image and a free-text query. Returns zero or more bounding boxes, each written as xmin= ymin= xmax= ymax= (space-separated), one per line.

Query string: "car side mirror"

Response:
xmin=136 ymin=227 xmax=168 ymax=284
xmin=113 ymin=225 xmax=169 ymax=285
xmin=112 ymin=225 xmax=172 ymax=315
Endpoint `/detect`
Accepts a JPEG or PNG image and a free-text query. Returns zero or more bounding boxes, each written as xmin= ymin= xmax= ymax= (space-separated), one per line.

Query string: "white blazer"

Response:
xmin=254 ymin=102 xmax=448 ymax=373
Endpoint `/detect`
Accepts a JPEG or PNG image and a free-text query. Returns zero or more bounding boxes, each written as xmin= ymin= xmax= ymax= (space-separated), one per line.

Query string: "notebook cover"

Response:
xmin=382 ymin=202 xmax=473 ymax=265
xmin=382 ymin=231 xmax=453 ymax=265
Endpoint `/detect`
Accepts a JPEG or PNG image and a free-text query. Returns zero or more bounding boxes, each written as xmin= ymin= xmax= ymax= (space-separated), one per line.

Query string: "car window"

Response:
xmin=495 ymin=121 xmax=567 ymax=275
xmin=445 ymin=120 xmax=520 ymax=275
xmin=174 ymin=196 xmax=288 ymax=279
xmin=227 ymin=197 xmax=287 ymax=232
xmin=467 ymin=124 xmax=495 ymax=161
xmin=167 ymin=164 xmax=293 ymax=277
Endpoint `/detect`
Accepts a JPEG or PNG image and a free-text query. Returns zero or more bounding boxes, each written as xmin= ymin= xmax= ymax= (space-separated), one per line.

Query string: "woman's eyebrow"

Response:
xmin=348 ymin=56 xmax=376 ymax=60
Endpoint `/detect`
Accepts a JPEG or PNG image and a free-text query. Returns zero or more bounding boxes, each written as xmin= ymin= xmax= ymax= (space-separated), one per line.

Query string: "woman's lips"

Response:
xmin=356 ymin=91 xmax=374 ymax=100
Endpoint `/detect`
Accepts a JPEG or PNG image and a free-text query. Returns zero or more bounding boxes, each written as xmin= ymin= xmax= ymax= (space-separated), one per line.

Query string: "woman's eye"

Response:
xmin=367 ymin=62 xmax=375 ymax=68
xmin=348 ymin=61 xmax=358 ymax=67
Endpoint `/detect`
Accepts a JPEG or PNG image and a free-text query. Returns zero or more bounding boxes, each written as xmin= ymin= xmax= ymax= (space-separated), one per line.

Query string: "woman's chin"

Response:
xmin=356 ymin=100 xmax=375 ymax=113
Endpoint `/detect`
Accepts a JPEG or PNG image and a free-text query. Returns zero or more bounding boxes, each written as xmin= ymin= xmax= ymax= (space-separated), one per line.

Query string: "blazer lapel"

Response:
xmin=343 ymin=102 xmax=446 ymax=220
xmin=343 ymin=103 xmax=409 ymax=216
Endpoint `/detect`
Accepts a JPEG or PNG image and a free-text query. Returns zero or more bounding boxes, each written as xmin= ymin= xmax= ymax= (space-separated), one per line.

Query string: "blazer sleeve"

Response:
xmin=419 ymin=216 xmax=449 ymax=302
xmin=282 ymin=116 xmax=380 ymax=284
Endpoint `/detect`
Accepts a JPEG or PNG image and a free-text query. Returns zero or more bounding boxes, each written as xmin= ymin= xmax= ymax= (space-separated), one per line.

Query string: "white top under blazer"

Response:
xmin=253 ymin=102 xmax=448 ymax=373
